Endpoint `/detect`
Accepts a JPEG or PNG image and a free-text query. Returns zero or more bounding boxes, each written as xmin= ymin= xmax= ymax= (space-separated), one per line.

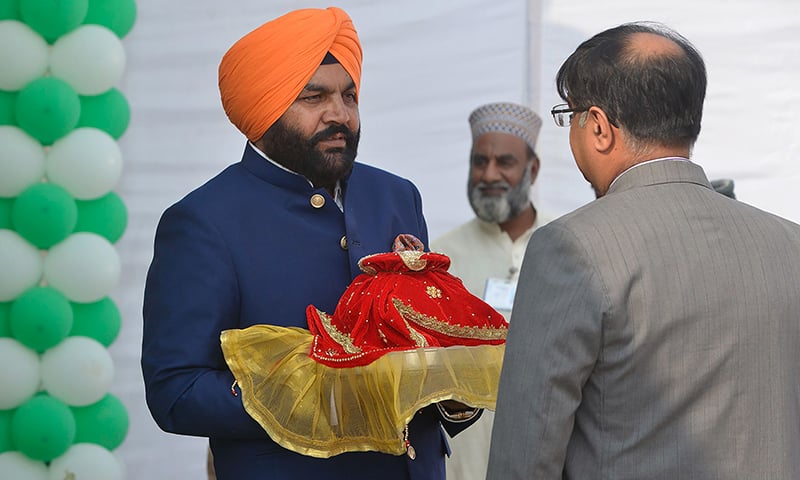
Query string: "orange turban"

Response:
xmin=218 ymin=7 xmax=363 ymax=142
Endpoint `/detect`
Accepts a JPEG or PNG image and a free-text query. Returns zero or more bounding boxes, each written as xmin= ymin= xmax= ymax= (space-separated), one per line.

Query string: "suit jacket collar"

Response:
xmin=606 ymin=159 xmax=713 ymax=196
xmin=238 ymin=142 xmax=354 ymax=193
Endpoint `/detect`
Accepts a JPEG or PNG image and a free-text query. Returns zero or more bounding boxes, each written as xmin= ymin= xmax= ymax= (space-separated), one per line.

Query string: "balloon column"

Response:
xmin=0 ymin=1 xmax=135 ymax=478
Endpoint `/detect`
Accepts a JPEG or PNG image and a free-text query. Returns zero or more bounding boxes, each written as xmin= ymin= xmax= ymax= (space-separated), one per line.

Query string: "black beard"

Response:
xmin=260 ymin=120 xmax=360 ymax=190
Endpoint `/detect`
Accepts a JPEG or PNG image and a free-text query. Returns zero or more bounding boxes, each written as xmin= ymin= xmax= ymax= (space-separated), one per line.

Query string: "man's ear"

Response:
xmin=586 ymin=106 xmax=616 ymax=153
xmin=528 ymin=155 xmax=540 ymax=183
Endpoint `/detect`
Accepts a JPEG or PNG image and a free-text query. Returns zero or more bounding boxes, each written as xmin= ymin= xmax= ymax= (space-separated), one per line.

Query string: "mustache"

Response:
xmin=474 ymin=181 xmax=511 ymax=192
xmin=309 ymin=125 xmax=357 ymax=146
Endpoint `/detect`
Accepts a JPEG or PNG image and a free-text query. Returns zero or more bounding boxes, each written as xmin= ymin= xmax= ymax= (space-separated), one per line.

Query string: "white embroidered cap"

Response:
xmin=468 ymin=102 xmax=543 ymax=154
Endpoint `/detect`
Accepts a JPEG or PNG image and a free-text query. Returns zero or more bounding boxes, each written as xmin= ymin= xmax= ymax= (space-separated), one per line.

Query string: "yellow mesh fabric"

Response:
xmin=220 ymin=325 xmax=505 ymax=458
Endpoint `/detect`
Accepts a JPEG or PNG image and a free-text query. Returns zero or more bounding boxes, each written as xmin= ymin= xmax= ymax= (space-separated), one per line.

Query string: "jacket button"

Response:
xmin=340 ymin=235 xmax=348 ymax=250
xmin=310 ymin=194 xmax=325 ymax=208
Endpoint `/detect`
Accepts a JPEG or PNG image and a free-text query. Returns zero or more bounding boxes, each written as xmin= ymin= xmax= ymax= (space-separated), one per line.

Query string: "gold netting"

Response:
xmin=220 ymin=324 xmax=504 ymax=458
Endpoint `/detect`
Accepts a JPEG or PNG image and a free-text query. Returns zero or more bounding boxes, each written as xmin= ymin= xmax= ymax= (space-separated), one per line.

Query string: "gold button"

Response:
xmin=310 ymin=194 xmax=325 ymax=209
xmin=340 ymin=235 xmax=348 ymax=250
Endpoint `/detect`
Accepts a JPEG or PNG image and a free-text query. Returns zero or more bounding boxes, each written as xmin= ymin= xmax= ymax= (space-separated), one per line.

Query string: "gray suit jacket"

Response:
xmin=487 ymin=160 xmax=800 ymax=479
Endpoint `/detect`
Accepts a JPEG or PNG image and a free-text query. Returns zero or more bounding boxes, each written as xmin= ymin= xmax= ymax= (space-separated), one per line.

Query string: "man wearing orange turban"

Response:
xmin=142 ymin=7 xmax=477 ymax=480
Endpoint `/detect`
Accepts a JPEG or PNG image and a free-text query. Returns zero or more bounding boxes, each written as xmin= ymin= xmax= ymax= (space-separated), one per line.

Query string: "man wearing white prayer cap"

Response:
xmin=431 ymin=102 xmax=556 ymax=480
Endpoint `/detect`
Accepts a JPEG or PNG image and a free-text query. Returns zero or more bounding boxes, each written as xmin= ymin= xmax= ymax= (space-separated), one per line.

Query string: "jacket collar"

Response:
xmin=606 ymin=158 xmax=712 ymax=196
xmin=238 ymin=142 xmax=353 ymax=195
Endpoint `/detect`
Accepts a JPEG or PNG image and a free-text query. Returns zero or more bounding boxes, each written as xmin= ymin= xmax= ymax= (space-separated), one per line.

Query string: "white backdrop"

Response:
xmin=114 ymin=1 xmax=799 ymax=478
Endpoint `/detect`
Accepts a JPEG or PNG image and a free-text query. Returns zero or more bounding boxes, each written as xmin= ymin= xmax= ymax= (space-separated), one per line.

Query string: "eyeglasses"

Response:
xmin=550 ymin=103 xmax=588 ymax=127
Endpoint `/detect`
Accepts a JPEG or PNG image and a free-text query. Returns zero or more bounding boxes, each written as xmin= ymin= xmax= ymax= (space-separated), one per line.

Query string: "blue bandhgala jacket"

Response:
xmin=142 ymin=143 xmax=477 ymax=479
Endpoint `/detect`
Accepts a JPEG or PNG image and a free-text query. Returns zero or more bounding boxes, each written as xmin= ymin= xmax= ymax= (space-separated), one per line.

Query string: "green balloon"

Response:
xmin=0 ymin=0 xmax=20 ymax=20
xmin=74 ymin=192 xmax=127 ymax=243
xmin=19 ymin=0 xmax=88 ymax=43
xmin=0 ymin=302 xmax=9 ymax=337
xmin=0 ymin=197 xmax=13 ymax=230
xmin=11 ymin=183 xmax=77 ymax=248
xmin=11 ymin=394 xmax=75 ymax=461
xmin=10 ymin=286 xmax=73 ymax=352
xmin=70 ymin=297 xmax=121 ymax=347
xmin=82 ymin=0 xmax=136 ymax=38
xmin=78 ymin=88 xmax=130 ymax=139
xmin=15 ymin=76 xmax=80 ymax=145
xmin=0 ymin=90 xmax=17 ymax=126
xmin=0 ymin=408 xmax=12 ymax=453
xmin=71 ymin=393 xmax=128 ymax=450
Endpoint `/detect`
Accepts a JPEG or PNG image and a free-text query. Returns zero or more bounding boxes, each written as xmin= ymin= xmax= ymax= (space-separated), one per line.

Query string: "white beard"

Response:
xmin=468 ymin=167 xmax=532 ymax=224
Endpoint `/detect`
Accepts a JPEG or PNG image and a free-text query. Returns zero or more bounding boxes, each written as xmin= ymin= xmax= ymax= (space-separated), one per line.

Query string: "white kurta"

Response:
xmin=430 ymin=211 xmax=554 ymax=480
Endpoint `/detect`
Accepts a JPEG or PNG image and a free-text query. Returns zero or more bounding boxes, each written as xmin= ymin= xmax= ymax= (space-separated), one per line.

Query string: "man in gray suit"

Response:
xmin=487 ymin=22 xmax=800 ymax=479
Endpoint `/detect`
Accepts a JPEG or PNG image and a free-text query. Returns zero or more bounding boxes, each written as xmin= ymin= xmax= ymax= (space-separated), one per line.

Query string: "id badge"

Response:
xmin=483 ymin=277 xmax=517 ymax=312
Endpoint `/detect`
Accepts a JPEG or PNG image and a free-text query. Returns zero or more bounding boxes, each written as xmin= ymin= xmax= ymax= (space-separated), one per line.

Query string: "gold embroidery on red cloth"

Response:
xmin=391 ymin=298 xmax=508 ymax=341
xmin=400 ymin=317 xmax=429 ymax=348
xmin=361 ymin=264 xmax=378 ymax=275
xmin=357 ymin=254 xmax=380 ymax=275
xmin=311 ymin=335 xmax=396 ymax=363
xmin=426 ymin=286 xmax=442 ymax=299
xmin=397 ymin=250 xmax=427 ymax=271
xmin=317 ymin=308 xmax=362 ymax=354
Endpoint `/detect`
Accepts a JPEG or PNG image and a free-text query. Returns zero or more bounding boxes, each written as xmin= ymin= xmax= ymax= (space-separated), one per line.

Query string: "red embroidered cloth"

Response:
xmin=307 ymin=250 xmax=508 ymax=368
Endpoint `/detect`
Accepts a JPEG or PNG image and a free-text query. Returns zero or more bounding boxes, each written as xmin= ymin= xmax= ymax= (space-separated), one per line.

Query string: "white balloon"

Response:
xmin=0 ymin=451 xmax=49 ymax=480
xmin=49 ymin=25 xmax=126 ymax=96
xmin=0 ymin=229 xmax=42 ymax=302
xmin=43 ymin=232 xmax=120 ymax=303
xmin=45 ymin=127 xmax=123 ymax=200
xmin=48 ymin=444 xmax=124 ymax=480
xmin=0 ymin=338 xmax=41 ymax=409
xmin=41 ymin=337 xmax=113 ymax=407
xmin=0 ymin=126 xmax=46 ymax=197
xmin=0 ymin=21 xmax=49 ymax=91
